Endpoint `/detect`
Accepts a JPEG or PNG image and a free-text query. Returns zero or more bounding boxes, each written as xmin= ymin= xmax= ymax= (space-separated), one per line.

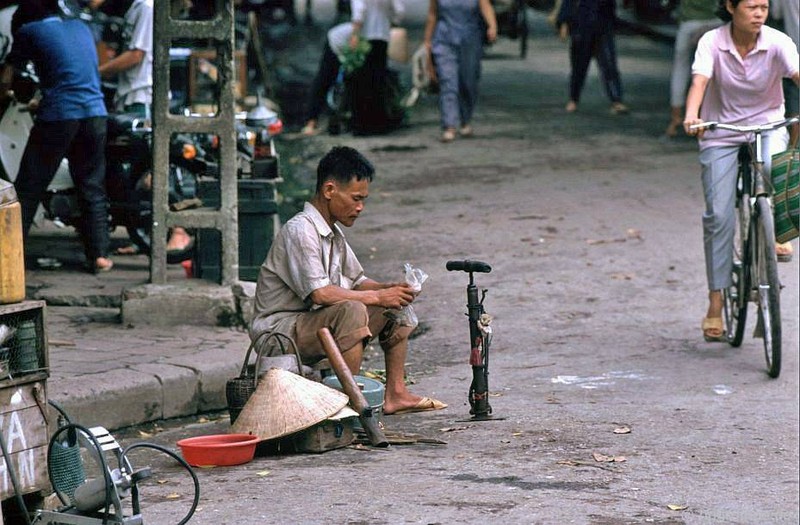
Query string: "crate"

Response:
xmin=292 ymin=418 xmax=354 ymax=453
xmin=1 ymin=380 xmax=50 ymax=503
xmin=193 ymin=178 xmax=280 ymax=283
xmin=0 ymin=301 xmax=48 ymax=385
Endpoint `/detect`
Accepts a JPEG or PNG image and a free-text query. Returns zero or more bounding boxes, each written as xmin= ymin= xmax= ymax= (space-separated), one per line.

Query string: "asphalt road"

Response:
xmin=107 ymin=6 xmax=798 ymax=525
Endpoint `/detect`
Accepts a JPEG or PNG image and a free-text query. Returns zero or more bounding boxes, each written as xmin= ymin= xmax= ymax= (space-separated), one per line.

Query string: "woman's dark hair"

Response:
xmin=716 ymin=0 xmax=742 ymax=22
xmin=316 ymin=146 xmax=375 ymax=194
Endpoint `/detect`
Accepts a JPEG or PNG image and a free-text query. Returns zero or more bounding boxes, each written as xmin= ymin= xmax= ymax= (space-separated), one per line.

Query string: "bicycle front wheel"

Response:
xmin=724 ymin=191 xmax=750 ymax=346
xmin=754 ymin=196 xmax=781 ymax=378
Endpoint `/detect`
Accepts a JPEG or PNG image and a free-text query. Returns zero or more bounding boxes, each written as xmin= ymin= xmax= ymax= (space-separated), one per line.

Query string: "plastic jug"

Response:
xmin=0 ymin=179 xmax=25 ymax=304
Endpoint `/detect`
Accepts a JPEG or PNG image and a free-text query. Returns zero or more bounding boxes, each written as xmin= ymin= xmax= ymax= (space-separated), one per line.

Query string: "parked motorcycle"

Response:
xmin=0 ymin=93 xmax=213 ymax=262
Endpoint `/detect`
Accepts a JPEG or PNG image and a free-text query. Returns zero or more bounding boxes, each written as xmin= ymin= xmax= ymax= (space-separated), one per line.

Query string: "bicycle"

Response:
xmin=690 ymin=116 xmax=799 ymax=378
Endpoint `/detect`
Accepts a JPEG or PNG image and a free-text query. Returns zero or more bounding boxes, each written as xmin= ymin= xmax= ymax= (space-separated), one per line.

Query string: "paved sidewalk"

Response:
xmin=22 ymin=225 xmax=250 ymax=430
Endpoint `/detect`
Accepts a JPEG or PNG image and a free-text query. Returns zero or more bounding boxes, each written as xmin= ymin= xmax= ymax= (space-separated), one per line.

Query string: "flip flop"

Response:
xmin=387 ymin=397 xmax=447 ymax=415
xmin=702 ymin=317 xmax=725 ymax=342
xmin=114 ymin=244 xmax=141 ymax=256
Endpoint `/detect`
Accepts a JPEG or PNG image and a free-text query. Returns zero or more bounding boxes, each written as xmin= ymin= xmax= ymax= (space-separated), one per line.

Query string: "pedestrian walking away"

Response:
xmin=424 ymin=0 xmax=497 ymax=143
xmin=250 ymin=146 xmax=447 ymax=416
xmin=556 ymin=0 xmax=629 ymax=115
xmin=683 ymin=0 xmax=800 ymax=342
xmin=664 ymin=0 xmax=721 ymax=138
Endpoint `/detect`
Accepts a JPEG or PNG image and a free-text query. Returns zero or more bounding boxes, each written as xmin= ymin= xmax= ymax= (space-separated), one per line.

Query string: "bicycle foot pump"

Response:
xmin=446 ymin=259 xmax=503 ymax=421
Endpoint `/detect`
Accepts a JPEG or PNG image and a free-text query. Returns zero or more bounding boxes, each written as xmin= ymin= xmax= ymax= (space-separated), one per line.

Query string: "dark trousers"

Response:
xmin=15 ymin=117 xmax=110 ymax=260
xmin=350 ymin=40 xmax=397 ymax=135
xmin=306 ymin=42 xmax=340 ymax=122
xmin=569 ymin=27 xmax=623 ymax=104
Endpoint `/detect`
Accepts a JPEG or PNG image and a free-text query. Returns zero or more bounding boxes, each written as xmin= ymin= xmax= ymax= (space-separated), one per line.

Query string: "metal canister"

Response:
xmin=322 ymin=375 xmax=385 ymax=432
xmin=0 ymin=180 xmax=25 ymax=304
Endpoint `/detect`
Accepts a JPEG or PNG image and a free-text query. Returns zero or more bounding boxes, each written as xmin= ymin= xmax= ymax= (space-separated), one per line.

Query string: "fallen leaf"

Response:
xmin=165 ymin=493 xmax=180 ymax=500
xmin=157 ymin=479 xmax=168 ymax=485
xmin=489 ymin=392 xmax=503 ymax=398
xmin=626 ymin=229 xmax=643 ymax=240
xmin=613 ymin=426 xmax=631 ymax=434
xmin=667 ymin=504 xmax=688 ymax=511
xmin=500 ymin=439 xmax=511 ymax=444
xmin=439 ymin=426 xmax=470 ymax=433
xmin=593 ymin=452 xmax=627 ymax=463
xmin=196 ymin=417 xmax=209 ymax=424
xmin=137 ymin=430 xmax=152 ymax=438
xmin=511 ymin=432 xmax=523 ymax=437
xmin=256 ymin=470 xmax=271 ymax=477
xmin=587 ymin=237 xmax=626 ymax=245
xmin=610 ymin=272 xmax=635 ymax=280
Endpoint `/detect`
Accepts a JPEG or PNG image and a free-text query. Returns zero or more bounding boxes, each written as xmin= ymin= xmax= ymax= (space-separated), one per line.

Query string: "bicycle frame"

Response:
xmin=691 ymin=116 xmax=797 ymax=377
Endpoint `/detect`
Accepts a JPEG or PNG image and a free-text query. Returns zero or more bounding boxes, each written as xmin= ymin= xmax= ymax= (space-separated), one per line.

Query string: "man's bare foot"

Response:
xmin=384 ymin=394 xmax=447 ymax=415
xmin=166 ymin=227 xmax=192 ymax=251
xmin=383 ymin=391 xmax=424 ymax=415
xmin=301 ymin=120 xmax=319 ymax=136
xmin=94 ymin=257 xmax=113 ymax=273
xmin=565 ymin=100 xmax=577 ymax=113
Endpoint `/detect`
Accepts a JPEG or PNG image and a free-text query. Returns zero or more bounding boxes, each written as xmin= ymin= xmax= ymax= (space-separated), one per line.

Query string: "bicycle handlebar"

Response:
xmin=689 ymin=116 xmax=800 ymax=133
xmin=446 ymin=260 xmax=492 ymax=273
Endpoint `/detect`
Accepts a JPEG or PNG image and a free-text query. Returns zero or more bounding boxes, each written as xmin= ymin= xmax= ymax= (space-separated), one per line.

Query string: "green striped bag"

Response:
xmin=771 ymin=148 xmax=800 ymax=243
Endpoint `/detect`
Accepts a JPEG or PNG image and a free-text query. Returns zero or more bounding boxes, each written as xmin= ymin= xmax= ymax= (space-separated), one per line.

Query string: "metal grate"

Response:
xmin=0 ymin=304 xmax=47 ymax=384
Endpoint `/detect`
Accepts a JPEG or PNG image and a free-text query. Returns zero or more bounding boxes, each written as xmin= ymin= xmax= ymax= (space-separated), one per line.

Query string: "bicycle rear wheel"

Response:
xmin=754 ymin=196 xmax=781 ymax=378
xmin=723 ymin=172 xmax=750 ymax=346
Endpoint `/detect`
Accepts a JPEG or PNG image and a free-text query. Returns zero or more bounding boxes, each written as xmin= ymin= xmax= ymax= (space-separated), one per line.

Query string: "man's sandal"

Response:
xmin=702 ymin=317 xmax=725 ymax=342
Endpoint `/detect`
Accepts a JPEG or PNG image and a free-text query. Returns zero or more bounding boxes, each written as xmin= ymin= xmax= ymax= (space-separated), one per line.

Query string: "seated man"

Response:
xmin=250 ymin=146 xmax=446 ymax=415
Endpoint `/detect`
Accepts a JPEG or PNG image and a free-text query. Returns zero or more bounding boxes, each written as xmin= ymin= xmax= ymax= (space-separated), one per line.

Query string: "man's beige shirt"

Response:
xmin=250 ymin=202 xmax=368 ymax=342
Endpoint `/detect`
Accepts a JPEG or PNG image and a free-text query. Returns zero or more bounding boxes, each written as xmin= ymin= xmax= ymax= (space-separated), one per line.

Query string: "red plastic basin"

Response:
xmin=177 ymin=434 xmax=260 ymax=467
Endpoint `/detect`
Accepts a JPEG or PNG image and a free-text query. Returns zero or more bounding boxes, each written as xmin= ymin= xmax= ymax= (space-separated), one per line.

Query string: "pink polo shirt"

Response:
xmin=692 ymin=23 xmax=799 ymax=150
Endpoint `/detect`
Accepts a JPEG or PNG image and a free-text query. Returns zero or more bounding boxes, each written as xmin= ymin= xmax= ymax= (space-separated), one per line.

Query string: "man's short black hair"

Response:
xmin=11 ymin=0 xmax=60 ymax=35
xmin=316 ymin=146 xmax=374 ymax=194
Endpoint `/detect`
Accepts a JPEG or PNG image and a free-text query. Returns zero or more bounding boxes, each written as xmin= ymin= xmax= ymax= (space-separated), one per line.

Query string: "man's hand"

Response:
xmin=375 ymin=283 xmax=415 ymax=310
xmin=559 ymin=23 xmax=569 ymax=41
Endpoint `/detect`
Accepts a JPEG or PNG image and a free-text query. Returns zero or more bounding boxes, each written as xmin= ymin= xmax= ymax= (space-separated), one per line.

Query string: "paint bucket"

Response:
xmin=322 ymin=375 xmax=384 ymax=432
xmin=0 ymin=180 xmax=25 ymax=304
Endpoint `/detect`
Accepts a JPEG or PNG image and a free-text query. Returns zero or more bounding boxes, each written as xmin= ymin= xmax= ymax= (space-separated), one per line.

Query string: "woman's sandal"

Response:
xmin=702 ymin=317 xmax=725 ymax=342
xmin=776 ymin=242 xmax=793 ymax=263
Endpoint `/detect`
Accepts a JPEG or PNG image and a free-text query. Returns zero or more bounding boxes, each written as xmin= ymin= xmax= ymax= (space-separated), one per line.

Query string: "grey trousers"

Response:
xmin=699 ymin=129 xmax=788 ymax=291
xmin=432 ymin=35 xmax=483 ymax=130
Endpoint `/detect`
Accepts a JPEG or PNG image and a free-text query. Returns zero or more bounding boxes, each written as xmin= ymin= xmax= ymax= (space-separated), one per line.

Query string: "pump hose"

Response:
xmin=0 ymin=429 xmax=33 ymax=525
xmin=121 ymin=442 xmax=200 ymax=525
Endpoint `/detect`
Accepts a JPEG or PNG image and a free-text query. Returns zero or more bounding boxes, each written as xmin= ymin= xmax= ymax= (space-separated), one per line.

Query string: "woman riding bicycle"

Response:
xmin=683 ymin=0 xmax=799 ymax=342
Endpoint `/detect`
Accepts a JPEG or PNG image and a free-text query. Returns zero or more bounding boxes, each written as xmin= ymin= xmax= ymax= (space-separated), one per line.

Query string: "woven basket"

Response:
xmin=772 ymin=148 xmax=800 ymax=243
xmin=226 ymin=332 xmax=301 ymax=424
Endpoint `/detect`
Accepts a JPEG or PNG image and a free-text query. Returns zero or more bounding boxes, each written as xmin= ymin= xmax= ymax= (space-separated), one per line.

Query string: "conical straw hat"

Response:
xmin=231 ymin=368 xmax=349 ymax=441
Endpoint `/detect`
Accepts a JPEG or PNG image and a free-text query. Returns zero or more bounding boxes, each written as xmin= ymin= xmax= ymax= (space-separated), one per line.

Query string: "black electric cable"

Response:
xmin=0 ymin=430 xmax=33 ymax=525
xmin=120 ymin=442 xmax=200 ymax=525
